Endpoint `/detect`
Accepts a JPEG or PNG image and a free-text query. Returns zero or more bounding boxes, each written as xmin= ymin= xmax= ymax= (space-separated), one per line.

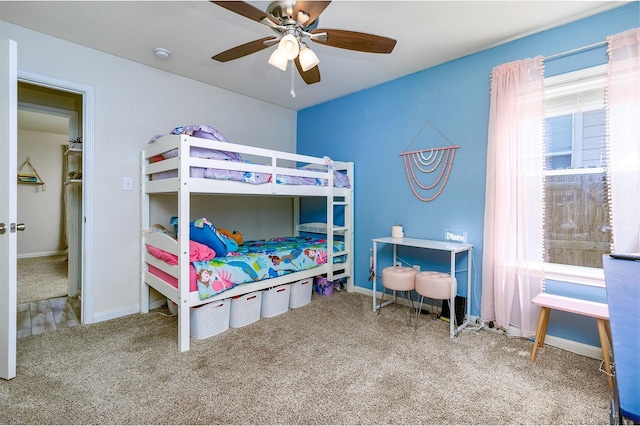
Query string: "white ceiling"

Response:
xmin=0 ymin=1 xmax=629 ymax=111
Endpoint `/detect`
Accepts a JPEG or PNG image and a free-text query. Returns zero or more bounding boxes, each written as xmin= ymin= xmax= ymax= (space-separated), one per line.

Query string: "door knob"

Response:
xmin=2 ymin=223 xmax=26 ymax=233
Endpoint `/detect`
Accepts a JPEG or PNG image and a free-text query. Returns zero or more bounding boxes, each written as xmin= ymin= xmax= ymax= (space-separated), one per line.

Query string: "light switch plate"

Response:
xmin=123 ymin=177 xmax=133 ymax=191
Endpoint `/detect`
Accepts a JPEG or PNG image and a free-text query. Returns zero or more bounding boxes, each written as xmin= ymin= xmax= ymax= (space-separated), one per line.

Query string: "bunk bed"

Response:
xmin=141 ymin=127 xmax=354 ymax=351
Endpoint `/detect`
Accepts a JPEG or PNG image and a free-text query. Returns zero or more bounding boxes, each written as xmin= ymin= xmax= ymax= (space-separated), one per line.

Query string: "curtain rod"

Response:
xmin=544 ymin=40 xmax=608 ymax=61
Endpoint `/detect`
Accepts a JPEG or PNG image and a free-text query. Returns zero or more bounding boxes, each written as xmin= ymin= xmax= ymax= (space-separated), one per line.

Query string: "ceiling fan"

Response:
xmin=210 ymin=1 xmax=397 ymax=85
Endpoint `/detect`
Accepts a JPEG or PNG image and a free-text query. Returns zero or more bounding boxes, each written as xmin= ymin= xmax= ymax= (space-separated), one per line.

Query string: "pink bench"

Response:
xmin=531 ymin=293 xmax=612 ymax=389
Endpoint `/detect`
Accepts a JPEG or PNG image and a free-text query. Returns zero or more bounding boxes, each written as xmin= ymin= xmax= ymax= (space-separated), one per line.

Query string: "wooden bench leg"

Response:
xmin=605 ymin=319 xmax=613 ymax=348
xmin=531 ymin=307 xmax=550 ymax=362
xmin=597 ymin=318 xmax=614 ymax=390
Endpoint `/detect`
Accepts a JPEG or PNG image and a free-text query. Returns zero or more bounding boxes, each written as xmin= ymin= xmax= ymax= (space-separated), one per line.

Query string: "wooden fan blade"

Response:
xmin=210 ymin=1 xmax=277 ymax=25
xmin=294 ymin=57 xmax=321 ymax=85
xmin=292 ymin=1 xmax=331 ymax=26
xmin=212 ymin=37 xmax=276 ymax=62
xmin=311 ymin=29 xmax=396 ymax=54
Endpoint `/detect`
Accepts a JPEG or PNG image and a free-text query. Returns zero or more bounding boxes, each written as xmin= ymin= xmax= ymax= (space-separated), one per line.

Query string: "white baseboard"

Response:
xmin=17 ymin=250 xmax=66 ymax=259
xmin=149 ymin=298 xmax=166 ymax=310
xmin=92 ymin=297 xmax=166 ymax=324
xmin=355 ymin=286 xmax=604 ymax=360
xmin=534 ymin=333 xmax=604 ymax=360
xmin=466 ymin=315 xmax=605 ymax=360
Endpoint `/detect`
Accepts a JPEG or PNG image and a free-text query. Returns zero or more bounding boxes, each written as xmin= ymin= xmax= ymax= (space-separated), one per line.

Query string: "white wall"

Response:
xmin=16 ymin=129 xmax=66 ymax=257
xmin=1 ymin=21 xmax=297 ymax=321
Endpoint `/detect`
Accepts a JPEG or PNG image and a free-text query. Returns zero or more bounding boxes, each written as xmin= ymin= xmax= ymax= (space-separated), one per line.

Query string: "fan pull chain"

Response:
xmin=290 ymin=63 xmax=296 ymax=98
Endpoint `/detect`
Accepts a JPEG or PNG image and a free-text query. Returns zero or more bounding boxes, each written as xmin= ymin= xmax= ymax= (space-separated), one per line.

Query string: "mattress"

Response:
xmin=150 ymin=162 xmax=351 ymax=188
xmin=147 ymin=236 xmax=345 ymax=301
xmin=147 ymin=125 xmax=350 ymax=188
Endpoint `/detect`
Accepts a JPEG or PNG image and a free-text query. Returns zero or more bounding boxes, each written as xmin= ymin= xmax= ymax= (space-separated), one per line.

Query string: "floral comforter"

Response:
xmin=192 ymin=236 xmax=345 ymax=301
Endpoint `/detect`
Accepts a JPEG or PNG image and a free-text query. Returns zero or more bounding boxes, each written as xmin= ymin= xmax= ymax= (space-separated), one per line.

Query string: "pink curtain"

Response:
xmin=607 ymin=28 xmax=640 ymax=253
xmin=481 ymin=57 xmax=545 ymax=337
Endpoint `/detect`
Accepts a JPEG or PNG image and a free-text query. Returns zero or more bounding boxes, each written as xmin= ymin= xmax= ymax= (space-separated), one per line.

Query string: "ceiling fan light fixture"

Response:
xmin=268 ymin=48 xmax=288 ymax=71
xmin=296 ymin=11 xmax=310 ymax=25
xmin=298 ymin=45 xmax=319 ymax=72
xmin=278 ymin=34 xmax=299 ymax=60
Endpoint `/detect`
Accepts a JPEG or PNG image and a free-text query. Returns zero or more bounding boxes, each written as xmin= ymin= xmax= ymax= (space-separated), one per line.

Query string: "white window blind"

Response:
xmin=544 ymin=65 xmax=607 ymax=117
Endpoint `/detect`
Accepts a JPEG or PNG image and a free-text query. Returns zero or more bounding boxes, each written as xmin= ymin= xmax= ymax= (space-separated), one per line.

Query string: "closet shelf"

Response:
xmin=18 ymin=157 xmax=46 ymax=190
xmin=64 ymin=147 xmax=82 ymax=156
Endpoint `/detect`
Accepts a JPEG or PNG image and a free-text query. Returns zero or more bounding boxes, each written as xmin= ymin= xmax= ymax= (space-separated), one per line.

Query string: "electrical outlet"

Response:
xmin=413 ymin=264 xmax=420 ymax=271
xmin=396 ymin=262 xmax=402 ymax=267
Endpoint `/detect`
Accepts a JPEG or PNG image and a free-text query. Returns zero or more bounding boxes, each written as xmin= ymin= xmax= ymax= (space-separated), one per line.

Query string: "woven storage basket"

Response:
xmin=260 ymin=284 xmax=291 ymax=318
xmin=229 ymin=291 xmax=262 ymax=328
xmin=289 ymin=278 xmax=313 ymax=308
xmin=190 ymin=298 xmax=230 ymax=339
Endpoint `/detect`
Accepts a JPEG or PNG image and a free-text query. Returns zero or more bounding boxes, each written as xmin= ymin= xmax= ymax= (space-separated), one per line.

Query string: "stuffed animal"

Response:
xmin=218 ymin=228 xmax=244 ymax=246
xmin=150 ymin=224 xmax=171 ymax=235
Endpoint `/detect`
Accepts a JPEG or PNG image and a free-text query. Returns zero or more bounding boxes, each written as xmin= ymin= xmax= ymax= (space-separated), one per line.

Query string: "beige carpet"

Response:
xmin=1 ymin=291 xmax=612 ymax=424
xmin=17 ymin=254 xmax=68 ymax=304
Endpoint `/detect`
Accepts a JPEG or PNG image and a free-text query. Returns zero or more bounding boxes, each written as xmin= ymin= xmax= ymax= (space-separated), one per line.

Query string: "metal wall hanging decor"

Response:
xmin=400 ymin=121 xmax=459 ymax=202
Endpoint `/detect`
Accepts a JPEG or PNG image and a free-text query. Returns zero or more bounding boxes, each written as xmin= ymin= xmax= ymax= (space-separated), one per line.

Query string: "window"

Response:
xmin=543 ymin=65 xmax=612 ymax=274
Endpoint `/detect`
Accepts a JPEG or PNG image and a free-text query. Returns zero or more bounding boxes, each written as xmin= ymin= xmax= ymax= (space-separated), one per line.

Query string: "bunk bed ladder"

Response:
xmin=333 ymin=194 xmax=351 ymax=286
xmin=331 ymin=162 xmax=354 ymax=290
xmin=326 ymin=172 xmax=335 ymax=282
xmin=327 ymin=195 xmax=351 ymax=283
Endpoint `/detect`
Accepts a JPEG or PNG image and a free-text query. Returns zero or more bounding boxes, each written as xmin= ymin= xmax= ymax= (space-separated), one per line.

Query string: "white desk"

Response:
xmin=372 ymin=237 xmax=473 ymax=338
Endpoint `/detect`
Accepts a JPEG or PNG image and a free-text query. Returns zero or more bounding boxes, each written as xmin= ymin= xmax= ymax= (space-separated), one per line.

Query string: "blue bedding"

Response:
xmin=193 ymin=236 xmax=345 ymax=301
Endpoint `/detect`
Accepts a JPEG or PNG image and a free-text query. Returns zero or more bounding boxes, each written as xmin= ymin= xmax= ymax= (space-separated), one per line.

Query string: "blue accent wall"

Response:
xmin=297 ymin=4 xmax=638 ymax=346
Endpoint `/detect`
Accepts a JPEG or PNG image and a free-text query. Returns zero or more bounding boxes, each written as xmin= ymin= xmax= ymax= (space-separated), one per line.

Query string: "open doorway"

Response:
xmin=16 ymin=82 xmax=83 ymax=337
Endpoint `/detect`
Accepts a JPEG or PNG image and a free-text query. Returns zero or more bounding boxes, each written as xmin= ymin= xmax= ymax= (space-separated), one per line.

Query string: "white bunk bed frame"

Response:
xmin=141 ymin=134 xmax=354 ymax=351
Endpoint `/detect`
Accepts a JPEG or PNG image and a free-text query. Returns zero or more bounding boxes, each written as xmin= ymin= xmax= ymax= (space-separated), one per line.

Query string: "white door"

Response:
xmin=1 ymin=39 xmax=18 ymax=380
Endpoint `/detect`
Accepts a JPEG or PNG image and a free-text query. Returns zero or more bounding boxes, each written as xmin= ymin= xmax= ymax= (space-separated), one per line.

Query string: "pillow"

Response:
xmin=167 ymin=124 xmax=243 ymax=162
xmin=146 ymin=240 xmax=215 ymax=265
xmin=170 ymin=216 xmax=228 ymax=257
xmin=218 ymin=232 xmax=239 ymax=252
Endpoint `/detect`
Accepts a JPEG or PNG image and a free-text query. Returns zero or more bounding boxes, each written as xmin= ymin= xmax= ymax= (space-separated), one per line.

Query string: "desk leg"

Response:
xmin=449 ymin=251 xmax=455 ymax=338
xmin=597 ymin=318 xmax=614 ymax=390
xmin=372 ymin=241 xmax=377 ymax=312
xmin=531 ymin=307 xmax=550 ymax=362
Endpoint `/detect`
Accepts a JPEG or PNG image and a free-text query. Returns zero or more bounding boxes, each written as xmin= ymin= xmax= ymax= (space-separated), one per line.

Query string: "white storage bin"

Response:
xmin=289 ymin=278 xmax=313 ymax=308
xmin=190 ymin=298 xmax=230 ymax=339
xmin=167 ymin=298 xmax=178 ymax=315
xmin=230 ymin=291 xmax=262 ymax=328
xmin=260 ymin=284 xmax=291 ymax=318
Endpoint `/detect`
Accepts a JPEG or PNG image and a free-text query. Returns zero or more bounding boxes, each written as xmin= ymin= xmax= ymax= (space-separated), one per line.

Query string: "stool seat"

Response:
xmin=378 ymin=266 xmax=417 ymax=327
xmin=414 ymin=271 xmax=457 ymax=330
xmin=415 ymin=271 xmax=455 ymax=300
xmin=382 ymin=266 xmax=417 ymax=291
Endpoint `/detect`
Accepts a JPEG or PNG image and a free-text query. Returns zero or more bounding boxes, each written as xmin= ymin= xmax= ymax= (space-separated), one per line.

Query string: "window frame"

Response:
xmin=543 ymin=65 xmax=609 ymax=288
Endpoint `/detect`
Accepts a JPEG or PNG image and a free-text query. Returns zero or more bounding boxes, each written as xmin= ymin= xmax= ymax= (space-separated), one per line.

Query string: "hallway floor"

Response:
xmin=17 ymin=296 xmax=81 ymax=339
